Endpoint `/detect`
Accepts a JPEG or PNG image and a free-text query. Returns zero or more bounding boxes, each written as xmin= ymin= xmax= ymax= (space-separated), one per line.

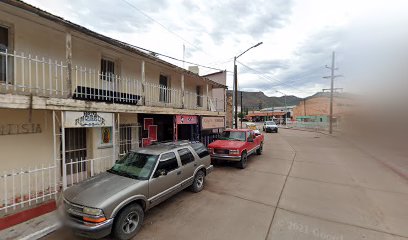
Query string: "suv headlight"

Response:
xmin=83 ymin=207 xmax=103 ymax=216
xmin=229 ymin=149 xmax=240 ymax=155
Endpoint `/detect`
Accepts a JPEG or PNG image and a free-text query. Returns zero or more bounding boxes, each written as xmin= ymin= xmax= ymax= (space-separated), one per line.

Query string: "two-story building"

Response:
xmin=0 ymin=0 xmax=226 ymax=229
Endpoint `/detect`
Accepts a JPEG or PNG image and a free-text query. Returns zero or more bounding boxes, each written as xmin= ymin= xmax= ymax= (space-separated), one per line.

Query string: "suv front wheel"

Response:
xmin=113 ymin=203 xmax=144 ymax=240
xmin=190 ymin=170 xmax=205 ymax=193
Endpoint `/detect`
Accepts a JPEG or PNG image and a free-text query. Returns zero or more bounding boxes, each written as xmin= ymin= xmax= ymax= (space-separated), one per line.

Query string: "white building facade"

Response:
xmin=0 ymin=0 xmax=226 ymax=227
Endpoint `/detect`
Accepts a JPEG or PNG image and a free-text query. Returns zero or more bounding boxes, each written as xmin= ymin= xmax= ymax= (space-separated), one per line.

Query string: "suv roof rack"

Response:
xmin=150 ymin=140 xmax=201 ymax=148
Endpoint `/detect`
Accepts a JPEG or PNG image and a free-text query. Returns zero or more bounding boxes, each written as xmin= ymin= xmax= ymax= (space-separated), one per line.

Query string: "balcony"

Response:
xmin=0 ymin=50 xmax=225 ymax=112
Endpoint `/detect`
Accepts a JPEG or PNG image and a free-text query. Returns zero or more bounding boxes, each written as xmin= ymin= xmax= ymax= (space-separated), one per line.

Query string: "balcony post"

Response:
xmin=141 ymin=60 xmax=145 ymax=105
xmin=181 ymin=74 xmax=185 ymax=108
xmin=65 ymin=32 xmax=72 ymax=97
xmin=206 ymin=83 xmax=209 ymax=110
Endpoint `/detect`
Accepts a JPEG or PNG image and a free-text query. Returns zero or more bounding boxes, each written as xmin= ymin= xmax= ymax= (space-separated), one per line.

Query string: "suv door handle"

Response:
xmin=177 ymin=171 xmax=182 ymax=175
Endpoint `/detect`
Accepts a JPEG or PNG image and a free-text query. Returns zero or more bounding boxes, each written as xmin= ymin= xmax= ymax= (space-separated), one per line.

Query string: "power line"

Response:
xmin=236 ymin=61 xmax=316 ymax=94
xmin=121 ymin=0 xmax=213 ymax=58
xmin=122 ymin=42 xmax=229 ymax=72
xmin=119 ymin=0 xmax=233 ymax=73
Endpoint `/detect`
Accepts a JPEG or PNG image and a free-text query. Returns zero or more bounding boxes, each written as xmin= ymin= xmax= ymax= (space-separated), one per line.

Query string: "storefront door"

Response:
xmin=64 ymin=128 xmax=87 ymax=176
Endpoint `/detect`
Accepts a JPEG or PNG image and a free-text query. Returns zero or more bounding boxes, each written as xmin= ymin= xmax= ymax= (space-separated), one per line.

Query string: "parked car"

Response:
xmin=263 ymin=121 xmax=278 ymax=133
xmin=245 ymin=122 xmax=261 ymax=135
xmin=208 ymin=129 xmax=264 ymax=169
xmin=62 ymin=141 xmax=213 ymax=240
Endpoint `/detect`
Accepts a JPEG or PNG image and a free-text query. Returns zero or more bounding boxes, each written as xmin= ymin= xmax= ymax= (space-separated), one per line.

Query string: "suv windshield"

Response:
xmin=265 ymin=121 xmax=276 ymax=125
xmin=108 ymin=152 xmax=158 ymax=180
xmin=219 ymin=131 xmax=246 ymax=141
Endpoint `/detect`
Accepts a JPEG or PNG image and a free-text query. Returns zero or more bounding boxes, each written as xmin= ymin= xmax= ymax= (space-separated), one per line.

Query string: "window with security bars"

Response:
xmin=119 ymin=125 xmax=132 ymax=155
xmin=101 ymin=58 xmax=115 ymax=81
xmin=196 ymin=86 xmax=202 ymax=107
xmin=0 ymin=25 xmax=8 ymax=82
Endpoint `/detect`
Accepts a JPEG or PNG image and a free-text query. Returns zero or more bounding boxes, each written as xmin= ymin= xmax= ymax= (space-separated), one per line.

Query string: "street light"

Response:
xmin=233 ymin=42 xmax=263 ymax=129
xmin=276 ymin=90 xmax=287 ymax=127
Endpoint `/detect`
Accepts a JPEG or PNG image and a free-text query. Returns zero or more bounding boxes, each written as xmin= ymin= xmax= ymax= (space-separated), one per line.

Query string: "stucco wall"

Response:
xmin=0 ymin=109 xmax=54 ymax=171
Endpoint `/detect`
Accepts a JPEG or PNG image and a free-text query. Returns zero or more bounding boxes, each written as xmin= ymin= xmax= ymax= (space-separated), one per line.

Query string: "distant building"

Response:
xmin=292 ymin=92 xmax=355 ymax=122
xmin=245 ymin=111 xmax=286 ymax=123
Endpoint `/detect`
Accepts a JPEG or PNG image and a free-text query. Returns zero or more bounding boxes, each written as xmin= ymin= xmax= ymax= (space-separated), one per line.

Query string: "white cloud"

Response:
xmin=24 ymin=0 xmax=408 ymax=98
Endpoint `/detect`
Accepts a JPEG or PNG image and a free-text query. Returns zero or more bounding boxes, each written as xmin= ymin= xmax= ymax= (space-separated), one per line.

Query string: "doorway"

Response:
xmin=159 ymin=74 xmax=169 ymax=103
xmin=64 ymin=128 xmax=87 ymax=176
xmin=178 ymin=124 xmax=193 ymax=141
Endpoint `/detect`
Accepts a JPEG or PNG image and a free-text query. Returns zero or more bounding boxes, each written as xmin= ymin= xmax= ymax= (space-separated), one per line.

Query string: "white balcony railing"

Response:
xmin=0 ymin=50 xmax=224 ymax=112
xmin=0 ymin=50 xmax=68 ymax=97
xmin=0 ymin=164 xmax=58 ymax=214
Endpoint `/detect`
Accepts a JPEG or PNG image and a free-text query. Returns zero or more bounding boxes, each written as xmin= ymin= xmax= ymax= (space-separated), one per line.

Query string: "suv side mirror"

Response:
xmin=247 ymin=137 xmax=254 ymax=142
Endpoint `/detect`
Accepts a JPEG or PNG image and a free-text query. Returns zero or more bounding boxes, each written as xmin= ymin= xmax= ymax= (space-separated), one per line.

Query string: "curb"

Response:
xmin=19 ymin=222 xmax=61 ymax=240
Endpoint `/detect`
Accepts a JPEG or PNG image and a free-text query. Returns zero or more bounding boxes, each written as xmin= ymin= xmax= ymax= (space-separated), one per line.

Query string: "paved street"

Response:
xmin=43 ymin=129 xmax=408 ymax=240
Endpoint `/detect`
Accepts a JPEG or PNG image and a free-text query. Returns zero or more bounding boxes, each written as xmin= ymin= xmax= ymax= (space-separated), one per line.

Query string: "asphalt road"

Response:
xmin=43 ymin=129 xmax=408 ymax=240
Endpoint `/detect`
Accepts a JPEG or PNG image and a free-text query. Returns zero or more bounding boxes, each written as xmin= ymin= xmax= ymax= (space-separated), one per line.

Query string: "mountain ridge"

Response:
xmin=227 ymin=90 xmax=303 ymax=110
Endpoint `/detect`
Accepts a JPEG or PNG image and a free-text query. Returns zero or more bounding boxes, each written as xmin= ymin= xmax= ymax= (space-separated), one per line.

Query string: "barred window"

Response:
xmin=101 ymin=58 xmax=115 ymax=81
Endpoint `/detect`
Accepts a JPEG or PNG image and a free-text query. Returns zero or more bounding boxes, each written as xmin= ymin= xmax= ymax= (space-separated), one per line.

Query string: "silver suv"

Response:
xmin=62 ymin=141 xmax=213 ymax=240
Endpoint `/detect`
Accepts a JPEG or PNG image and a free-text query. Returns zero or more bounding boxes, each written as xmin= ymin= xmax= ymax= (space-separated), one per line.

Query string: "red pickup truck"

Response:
xmin=208 ymin=129 xmax=264 ymax=169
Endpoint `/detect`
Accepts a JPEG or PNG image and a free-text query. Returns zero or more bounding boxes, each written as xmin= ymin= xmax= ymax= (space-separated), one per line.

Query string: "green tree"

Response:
xmin=238 ymin=112 xmax=245 ymax=120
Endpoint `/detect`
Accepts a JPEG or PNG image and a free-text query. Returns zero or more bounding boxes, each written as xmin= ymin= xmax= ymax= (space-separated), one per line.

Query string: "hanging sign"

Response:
xmin=201 ymin=116 xmax=225 ymax=129
xmin=176 ymin=115 xmax=198 ymax=124
xmin=64 ymin=111 xmax=113 ymax=128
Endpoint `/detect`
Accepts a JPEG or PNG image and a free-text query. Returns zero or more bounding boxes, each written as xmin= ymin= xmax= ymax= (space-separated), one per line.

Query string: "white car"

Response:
xmin=263 ymin=121 xmax=278 ymax=133
xmin=245 ymin=122 xmax=261 ymax=135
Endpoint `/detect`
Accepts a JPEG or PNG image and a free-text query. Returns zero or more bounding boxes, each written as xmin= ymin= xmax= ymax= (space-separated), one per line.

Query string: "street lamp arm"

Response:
xmin=232 ymin=41 xmax=262 ymax=129
xmin=236 ymin=42 xmax=263 ymax=59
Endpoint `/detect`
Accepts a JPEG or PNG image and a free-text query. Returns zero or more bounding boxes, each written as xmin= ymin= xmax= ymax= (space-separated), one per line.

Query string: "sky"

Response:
xmin=25 ymin=0 xmax=408 ymax=98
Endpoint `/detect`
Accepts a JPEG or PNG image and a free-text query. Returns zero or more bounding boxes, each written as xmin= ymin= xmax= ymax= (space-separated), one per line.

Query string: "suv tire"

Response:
xmin=190 ymin=170 xmax=205 ymax=193
xmin=238 ymin=152 xmax=248 ymax=169
xmin=113 ymin=203 xmax=144 ymax=240
xmin=256 ymin=143 xmax=263 ymax=155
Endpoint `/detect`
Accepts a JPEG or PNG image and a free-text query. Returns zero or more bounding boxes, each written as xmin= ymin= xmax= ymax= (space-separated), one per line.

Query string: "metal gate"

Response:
xmin=118 ymin=124 xmax=141 ymax=156
xmin=55 ymin=111 xmax=141 ymax=190
xmin=58 ymin=111 xmax=116 ymax=190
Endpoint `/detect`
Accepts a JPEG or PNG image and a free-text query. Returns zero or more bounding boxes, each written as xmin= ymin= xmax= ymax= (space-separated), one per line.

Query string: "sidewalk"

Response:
xmin=0 ymin=211 xmax=61 ymax=240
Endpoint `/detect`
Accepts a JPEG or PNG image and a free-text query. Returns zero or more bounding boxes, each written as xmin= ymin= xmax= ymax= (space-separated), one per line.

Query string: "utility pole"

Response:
xmin=322 ymin=88 xmax=343 ymax=93
xmin=240 ymin=91 xmax=243 ymax=129
xmin=233 ymin=57 xmax=238 ymax=129
xmin=233 ymin=42 xmax=263 ymax=129
xmin=323 ymin=51 xmax=342 ymax=134
xmin=284 ymin=94 xmax=287 ymax=127
xmin=276 ymin=90 xmax=288 ymax=127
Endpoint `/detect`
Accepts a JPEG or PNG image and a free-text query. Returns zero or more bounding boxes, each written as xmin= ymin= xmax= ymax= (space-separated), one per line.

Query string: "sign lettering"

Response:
xmin=201 ymin=117 xmax=225 ymax=129
xmin=0 ymin=123 xmax=42 ymax=135
xmin=64 ymin=111 xmax=113 ymax=128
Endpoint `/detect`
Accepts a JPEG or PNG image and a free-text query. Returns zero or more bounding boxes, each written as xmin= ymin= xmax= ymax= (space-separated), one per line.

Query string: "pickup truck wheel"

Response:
xmin=256 ymin=143 xmax=263 ymax=155
xmin=190 ymin=170 xmax=205 ymax=193
xmin=238 ymin=152 xmax=248 ymax=169
xmin=113 ymin=203 xmax=144 ymax=240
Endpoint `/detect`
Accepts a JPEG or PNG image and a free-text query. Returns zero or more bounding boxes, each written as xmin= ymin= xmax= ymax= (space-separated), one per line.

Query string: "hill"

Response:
xmin=227 ymin=90 xmax=302 ymax=111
